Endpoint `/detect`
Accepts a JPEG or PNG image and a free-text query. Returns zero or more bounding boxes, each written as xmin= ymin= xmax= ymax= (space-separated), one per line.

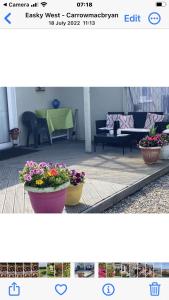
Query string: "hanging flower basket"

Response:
xmin=19 ymin=161 xmax=70 ymax=213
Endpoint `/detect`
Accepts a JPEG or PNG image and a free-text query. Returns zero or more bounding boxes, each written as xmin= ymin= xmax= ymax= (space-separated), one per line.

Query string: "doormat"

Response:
xmin=0 ymin=147 xmax=39 ymax=161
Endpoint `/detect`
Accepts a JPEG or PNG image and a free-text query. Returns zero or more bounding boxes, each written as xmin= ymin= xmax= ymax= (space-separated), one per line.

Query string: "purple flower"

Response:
xmin=25 ymin=161 xmax=37 ymax=168
xmin=39 ymin=162 xmax=48 ymax=168
xmin=39 ymin=168 xmax=44 ymax=174
xmin=69 ymin=169 xmax=85 ymax=186
xmin=24 ymin=174 xmax=32 ymax=182
xmin=56 ymin=162 xmax=66 ymax=169
xmin=29 ymin=168 xmax=44 ymax=176
xmin=71 ymin=170 xmax=76 ymax=175
xmin=48 ymin=162 xmax=55 ymax=167
xmin=33 ymin=169 xmax=44 ymax=175
xmin=29 ymin=170 xmax=35 ymax=176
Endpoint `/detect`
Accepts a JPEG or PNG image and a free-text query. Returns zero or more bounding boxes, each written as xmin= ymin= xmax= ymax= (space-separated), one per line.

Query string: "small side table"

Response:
xmin=94 ymin=133 xmax=133 ymax=155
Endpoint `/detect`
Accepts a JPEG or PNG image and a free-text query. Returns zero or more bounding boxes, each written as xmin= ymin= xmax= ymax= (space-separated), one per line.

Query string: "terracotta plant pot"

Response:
xmin=25 ymin=182 xmax=69 ymax=213
xmin=65 ymin=183 xmax=84 ymax=206
xmin=77 ymin=272 xmax=84 ymax=278
xmin=10 ymin=133 xmax=19 ymax=140
xmin=139 ymin=146 xmax=161 ymax=164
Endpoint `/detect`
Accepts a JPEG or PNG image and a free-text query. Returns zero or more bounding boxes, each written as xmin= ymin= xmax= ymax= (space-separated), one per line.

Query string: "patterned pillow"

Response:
xmin=119 ymin=115 xmax=134 ymax=129
xmin=144 ymin=113 xmax=164 ymax=129
xmin=106 ymin=114 xmax=122 ymax=129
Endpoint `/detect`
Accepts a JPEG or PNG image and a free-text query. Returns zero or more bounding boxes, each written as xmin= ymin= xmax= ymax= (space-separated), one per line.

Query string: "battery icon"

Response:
xmin=156 ymin=2 xmax=167 ymax=6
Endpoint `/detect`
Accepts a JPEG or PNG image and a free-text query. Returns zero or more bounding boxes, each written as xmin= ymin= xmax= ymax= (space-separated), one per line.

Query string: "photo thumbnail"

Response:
xmin=98 ymin=262 xmax=169 ymax=278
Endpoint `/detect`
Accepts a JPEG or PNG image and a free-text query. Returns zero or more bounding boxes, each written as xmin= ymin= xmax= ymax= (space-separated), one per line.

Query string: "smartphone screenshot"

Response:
xmin=0 ymin=0 xmax=169 ymax=299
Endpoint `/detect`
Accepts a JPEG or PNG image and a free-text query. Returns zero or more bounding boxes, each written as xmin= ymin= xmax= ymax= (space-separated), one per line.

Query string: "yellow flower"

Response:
xmin=36 ymin=179 xmax=44 ymax=185
xmin=47 ymin=171 xmax=52 ymax=177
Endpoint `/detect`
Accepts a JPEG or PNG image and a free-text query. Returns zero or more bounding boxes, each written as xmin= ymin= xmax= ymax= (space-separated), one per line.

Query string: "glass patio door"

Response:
xmin=0 ymin=88 xmax=11 ymax=149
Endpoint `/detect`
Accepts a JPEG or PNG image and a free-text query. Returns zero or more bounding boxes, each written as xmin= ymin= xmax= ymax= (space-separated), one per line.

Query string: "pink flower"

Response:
xmin=29 ymin=170 xmax=35 ymax=176
xmin=55 ymin=162 xmax=66 ymax=168
xmin=25 ymin=161 xmax=37 ymax=168
xmin=39 ymin=162 xmax=48 ymax=168
xmin=34 ymin=169 xmax=44 ymax=175
xmin=24 ymin=174 xmax=32 ymax=182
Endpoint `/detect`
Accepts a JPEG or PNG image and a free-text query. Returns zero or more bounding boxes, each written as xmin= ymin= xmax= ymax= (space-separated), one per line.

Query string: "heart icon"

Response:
xmin=55 ymin=284 xmax=67 ymax=296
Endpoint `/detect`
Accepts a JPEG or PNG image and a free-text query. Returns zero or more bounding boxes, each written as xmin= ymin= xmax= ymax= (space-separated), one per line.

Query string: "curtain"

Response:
xmin=0 ymin=88 xmax=10 ymax=144
xmin=125 ymin=87 xmax=169 ymax=113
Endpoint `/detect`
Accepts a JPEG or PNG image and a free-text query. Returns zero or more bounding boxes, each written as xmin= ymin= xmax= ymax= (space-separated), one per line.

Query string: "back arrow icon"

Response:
xmin=4 ymin=13 xmax=11 ymax=24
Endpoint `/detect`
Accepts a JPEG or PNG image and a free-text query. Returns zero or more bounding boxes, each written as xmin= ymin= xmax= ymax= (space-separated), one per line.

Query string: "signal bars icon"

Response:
xmin=31 ymin=3 xmax=38 ymax=7
xmin=41 ymin=2 xmax=47 ymax=7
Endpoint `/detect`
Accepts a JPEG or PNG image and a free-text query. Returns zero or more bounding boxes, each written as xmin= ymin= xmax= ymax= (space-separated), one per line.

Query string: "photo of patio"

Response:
xmin=153 ymin=263 xmax=162 ymax=277
xmin=145 ymin=263 xmax=154 ymax=277
xmin=74 ymin=263 xmax=95 ymax=278
xmin=1 ymin=87 xmax=169 ymax=213
xmin=138 ymin=263 xmax=146 ymax=277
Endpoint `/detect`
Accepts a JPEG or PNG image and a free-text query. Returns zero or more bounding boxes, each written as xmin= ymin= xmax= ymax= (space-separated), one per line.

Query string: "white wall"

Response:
xmin=15 ymin=87 xmax=124 ymax=145
xmin=16 ymin=87 xmax=60 ymax=145
xmin=53 ymin=87 xmax=85 ymax=140
xmin=55 ymin=87 xmax=124 ymax=140
xmin=90 ymin=87 xmax=124 ymax=138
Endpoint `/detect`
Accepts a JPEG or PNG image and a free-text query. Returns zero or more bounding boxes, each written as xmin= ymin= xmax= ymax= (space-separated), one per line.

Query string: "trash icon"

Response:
xmin=149 ymin=282 xmax=160 ymax=296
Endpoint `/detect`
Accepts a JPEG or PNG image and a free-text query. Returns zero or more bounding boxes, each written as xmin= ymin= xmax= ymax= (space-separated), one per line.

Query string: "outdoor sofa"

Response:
xmin=95 ymin=111 xmax=168 ymax=146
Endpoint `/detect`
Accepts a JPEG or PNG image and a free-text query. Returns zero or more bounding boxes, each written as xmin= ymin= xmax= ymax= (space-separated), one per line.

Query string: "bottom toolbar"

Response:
xmin=0 ymin=263 xmax=169 ymax=299
xmin=0 ymin=278 xmax=168 ymax=299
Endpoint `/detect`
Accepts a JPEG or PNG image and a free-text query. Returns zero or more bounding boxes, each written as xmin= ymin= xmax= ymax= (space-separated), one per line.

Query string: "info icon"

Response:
xmin=102 ymin=283 xmax=115 ymax=296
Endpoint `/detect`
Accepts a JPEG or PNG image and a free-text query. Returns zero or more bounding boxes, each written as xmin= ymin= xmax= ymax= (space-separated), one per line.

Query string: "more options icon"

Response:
xmin=148 ymin=12 xmax=161 ymax=25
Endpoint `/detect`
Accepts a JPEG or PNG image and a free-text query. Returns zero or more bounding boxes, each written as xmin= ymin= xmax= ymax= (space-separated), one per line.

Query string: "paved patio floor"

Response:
xmin=0 ymin=140 xmax=169 ymax=213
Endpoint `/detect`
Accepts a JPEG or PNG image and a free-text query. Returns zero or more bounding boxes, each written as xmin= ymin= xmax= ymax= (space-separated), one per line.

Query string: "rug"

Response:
xmin=0 ymin=147 xmax=39 ymax=161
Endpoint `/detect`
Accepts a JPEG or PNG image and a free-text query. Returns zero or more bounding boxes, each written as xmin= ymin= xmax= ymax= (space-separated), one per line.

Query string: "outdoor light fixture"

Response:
xmin=35 ymin=87 xmax=46 ymax=92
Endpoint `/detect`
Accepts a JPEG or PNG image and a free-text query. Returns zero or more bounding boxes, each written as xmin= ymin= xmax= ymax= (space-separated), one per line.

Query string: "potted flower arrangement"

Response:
xmin=9 ymin=128 xmax=20 ymax=146
xmin=139 ymin=132 xmax=163 ymax=164
xmin=19 ymin=161 xmax=70 ymax=213
xmin=160 ymin=133 xmax=169 ymax=159
xmin=65 ymin=170 xmax=85 ymax=206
